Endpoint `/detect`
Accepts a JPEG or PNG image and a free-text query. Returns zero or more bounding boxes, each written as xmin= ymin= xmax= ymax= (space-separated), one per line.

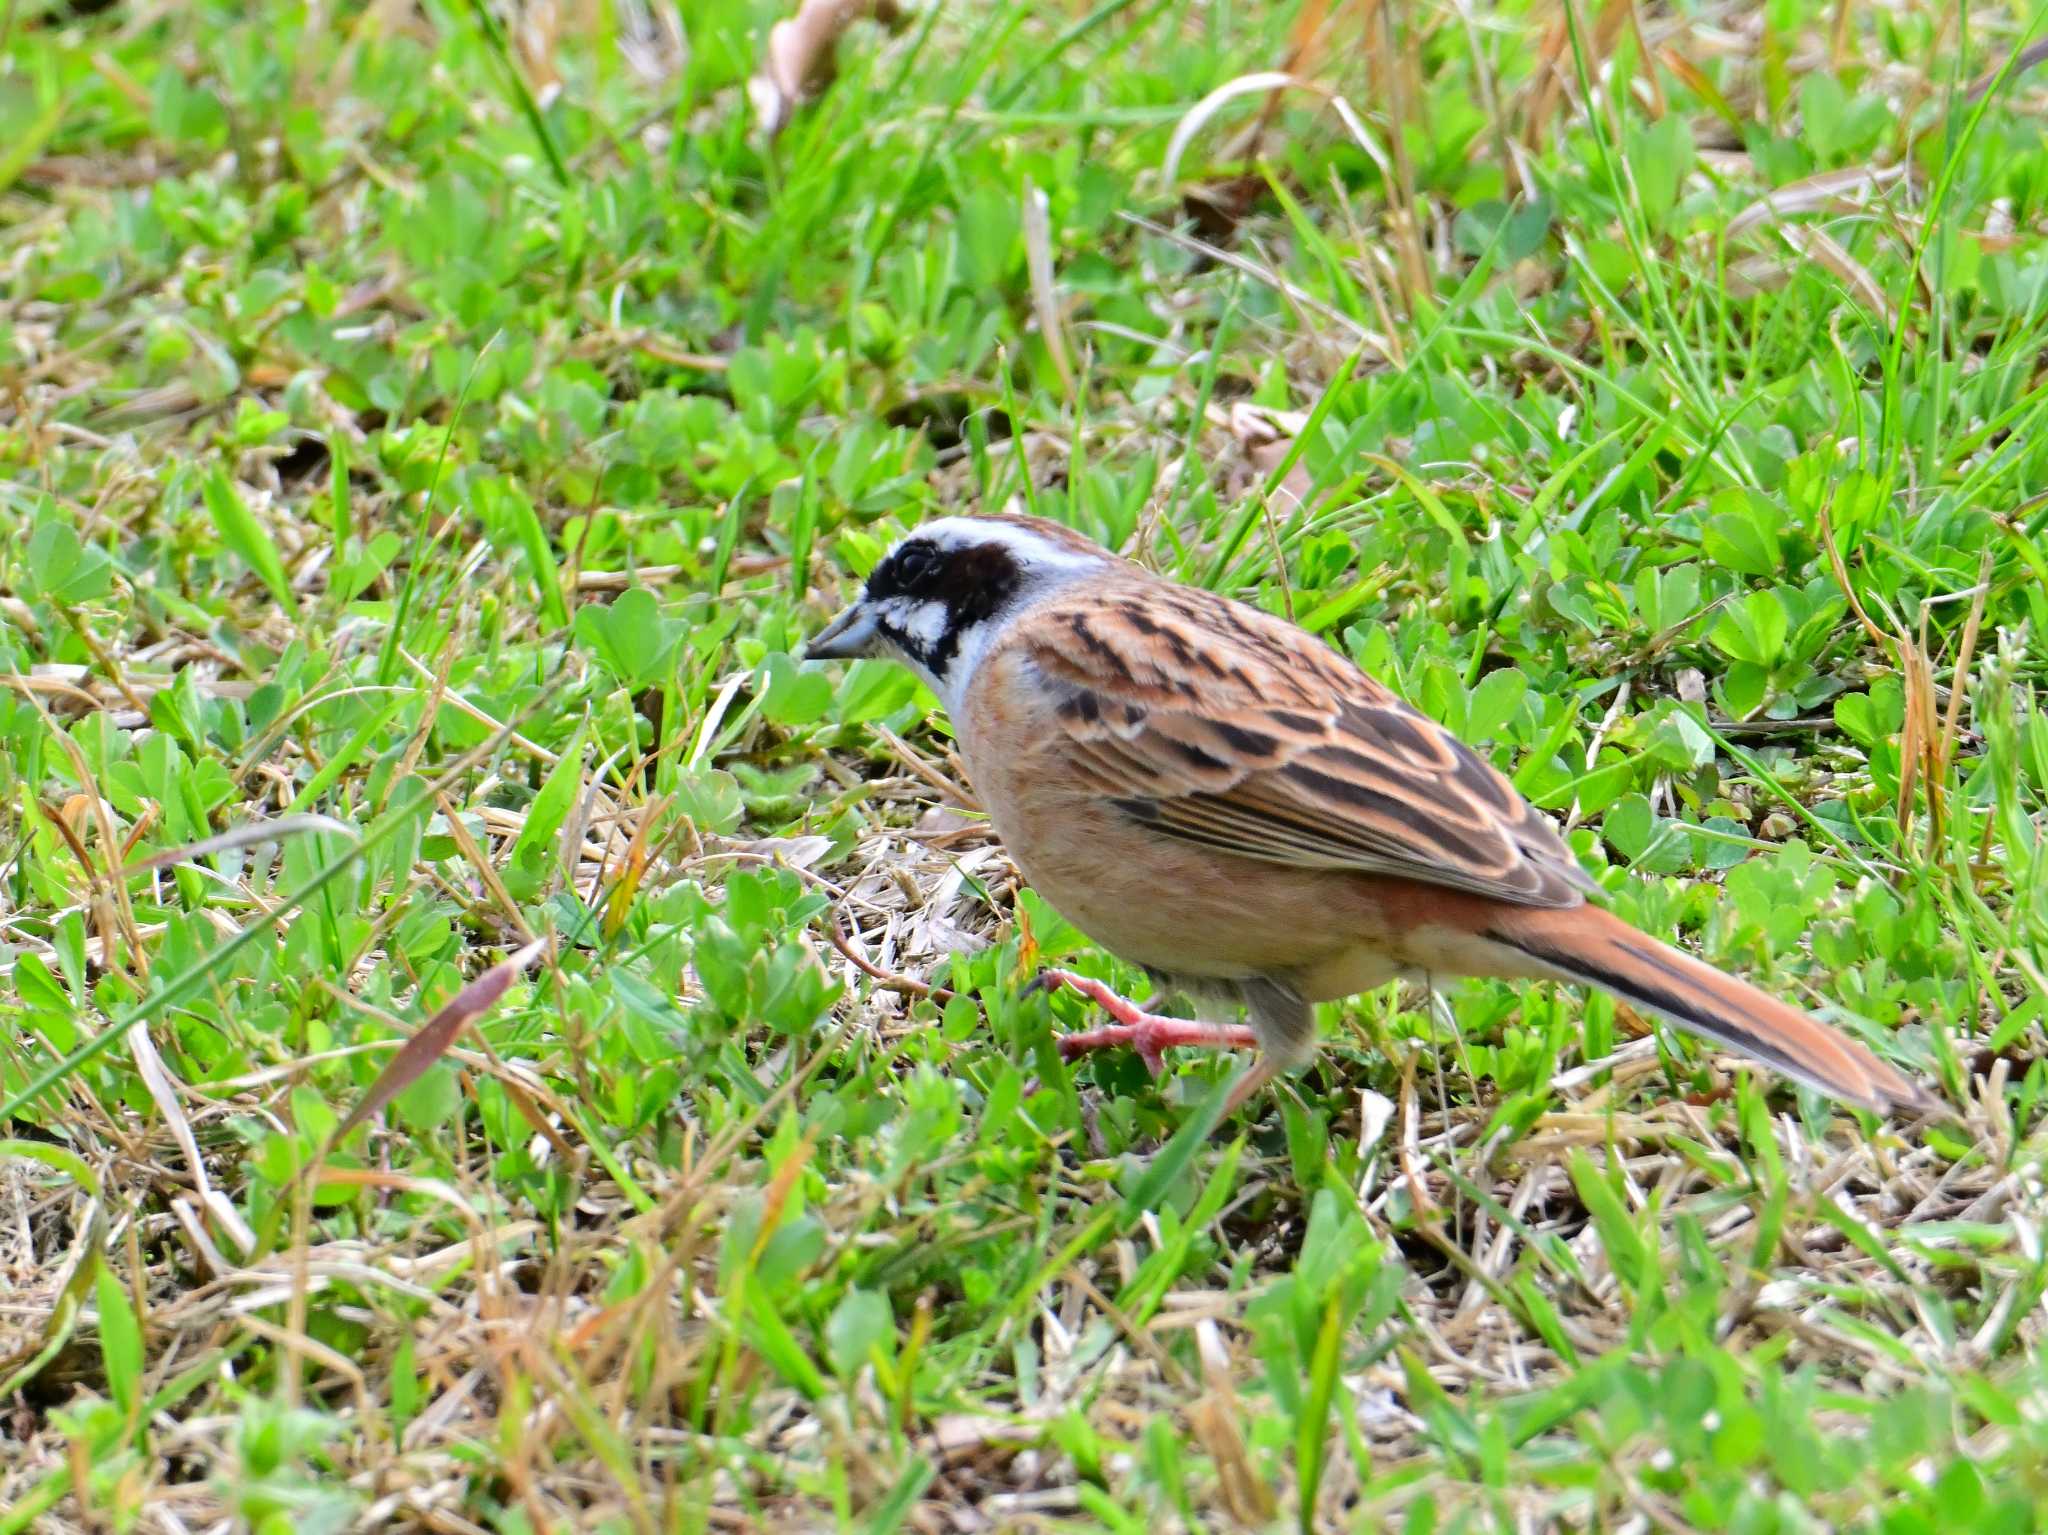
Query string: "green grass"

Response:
xmin=3 ymin=0 xmax=2048 ymax=1529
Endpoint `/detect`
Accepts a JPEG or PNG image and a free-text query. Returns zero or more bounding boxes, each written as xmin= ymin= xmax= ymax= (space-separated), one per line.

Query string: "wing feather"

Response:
xmin=1012 ymin=579 xmax=1595 ymax=909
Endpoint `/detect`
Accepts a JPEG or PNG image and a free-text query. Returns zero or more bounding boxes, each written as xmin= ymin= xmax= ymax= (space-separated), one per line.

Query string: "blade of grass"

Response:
xmin=0 ymin=687 xmax=559 ymax=1125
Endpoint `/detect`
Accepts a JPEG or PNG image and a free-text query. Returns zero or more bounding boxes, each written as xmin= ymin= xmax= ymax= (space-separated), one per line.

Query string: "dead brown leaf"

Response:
xmin=1211 ymin=399 xmax=1316 ymax=513
xmin=748 ymin=0 xmax=904 ymax=139
xmin=326 ymin=938 xmax=548 ymax=1151
xmin=1773 ymin=222 xmax=1897 ymax=328
xmin=1727 ymin=164 xmax=1908 ymax=240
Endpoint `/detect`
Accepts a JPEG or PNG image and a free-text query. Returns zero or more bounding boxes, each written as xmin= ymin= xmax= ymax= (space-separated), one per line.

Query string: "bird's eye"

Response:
xmin=892 ymin=542 xmax=939 ymax=588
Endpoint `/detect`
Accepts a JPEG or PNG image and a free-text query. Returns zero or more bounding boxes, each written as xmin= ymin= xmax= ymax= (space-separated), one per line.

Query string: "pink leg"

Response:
xmin=1034 ymin=968 xmax=1257 ymax=1078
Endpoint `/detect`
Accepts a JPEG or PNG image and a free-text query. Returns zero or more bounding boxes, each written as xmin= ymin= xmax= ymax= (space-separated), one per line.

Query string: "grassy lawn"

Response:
xmin=4 ymin=0 xmax=2048 ymax=1528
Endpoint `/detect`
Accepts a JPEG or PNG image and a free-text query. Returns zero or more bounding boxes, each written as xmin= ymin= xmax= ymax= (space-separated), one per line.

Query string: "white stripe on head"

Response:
xmin=916 ymin=516 xmax=1111 ymax=580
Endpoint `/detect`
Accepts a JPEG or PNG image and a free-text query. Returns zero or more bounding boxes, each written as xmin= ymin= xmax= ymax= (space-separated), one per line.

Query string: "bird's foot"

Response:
xmin=1030 ymin=968 xmax=1257 ymax=1078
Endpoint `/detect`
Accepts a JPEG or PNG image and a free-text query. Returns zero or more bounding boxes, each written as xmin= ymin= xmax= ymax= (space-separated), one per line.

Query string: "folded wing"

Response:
xmin=1014 ymin=580 xmax=1595 ymax=909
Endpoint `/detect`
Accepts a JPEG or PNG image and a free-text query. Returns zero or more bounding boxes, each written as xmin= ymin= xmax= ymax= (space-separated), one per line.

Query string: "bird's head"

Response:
xmin=802 ymin=514 xmax=1112 ymax=706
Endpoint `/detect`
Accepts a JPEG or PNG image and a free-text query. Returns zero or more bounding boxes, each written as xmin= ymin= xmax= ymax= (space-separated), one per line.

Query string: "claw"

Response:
xmin=1031 ymin=968 xmax=1259 ymax=1079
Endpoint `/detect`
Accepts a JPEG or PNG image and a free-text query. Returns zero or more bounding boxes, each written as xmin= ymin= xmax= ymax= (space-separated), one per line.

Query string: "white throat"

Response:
xmin=925 ymin=610 xmax=1006 ymax=716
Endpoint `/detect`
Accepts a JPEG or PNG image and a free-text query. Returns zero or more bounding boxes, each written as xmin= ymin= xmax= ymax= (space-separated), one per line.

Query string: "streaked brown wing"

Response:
xmin=1013 ymin=579 xmax=1595 ymax=909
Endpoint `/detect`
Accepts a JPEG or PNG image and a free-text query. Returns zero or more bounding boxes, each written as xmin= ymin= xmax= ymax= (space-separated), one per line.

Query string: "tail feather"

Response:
xmin=1488 ymin=904 xmax=1935 ymax=1115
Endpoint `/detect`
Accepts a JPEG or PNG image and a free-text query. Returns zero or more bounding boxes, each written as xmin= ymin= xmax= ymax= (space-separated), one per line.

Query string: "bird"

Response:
xmin=803 ymin=511 xmax=1935 ymax=1119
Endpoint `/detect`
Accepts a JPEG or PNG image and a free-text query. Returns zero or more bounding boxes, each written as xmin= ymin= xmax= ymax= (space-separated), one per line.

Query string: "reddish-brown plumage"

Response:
xmin=1485 ymin=901 xmax=1931 ymax=1112
xmin=816 ymin=512 xmax=1936 ymax=1117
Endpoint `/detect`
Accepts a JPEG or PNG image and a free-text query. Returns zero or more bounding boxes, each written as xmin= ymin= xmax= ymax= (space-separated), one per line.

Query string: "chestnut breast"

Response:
xmin=955 ymin=647 xmax=1394 ymax=985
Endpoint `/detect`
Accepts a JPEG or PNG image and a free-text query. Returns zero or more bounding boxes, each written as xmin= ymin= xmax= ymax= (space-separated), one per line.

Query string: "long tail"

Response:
xmin=1483 ymin=902 xmax=1935 ymax=1114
